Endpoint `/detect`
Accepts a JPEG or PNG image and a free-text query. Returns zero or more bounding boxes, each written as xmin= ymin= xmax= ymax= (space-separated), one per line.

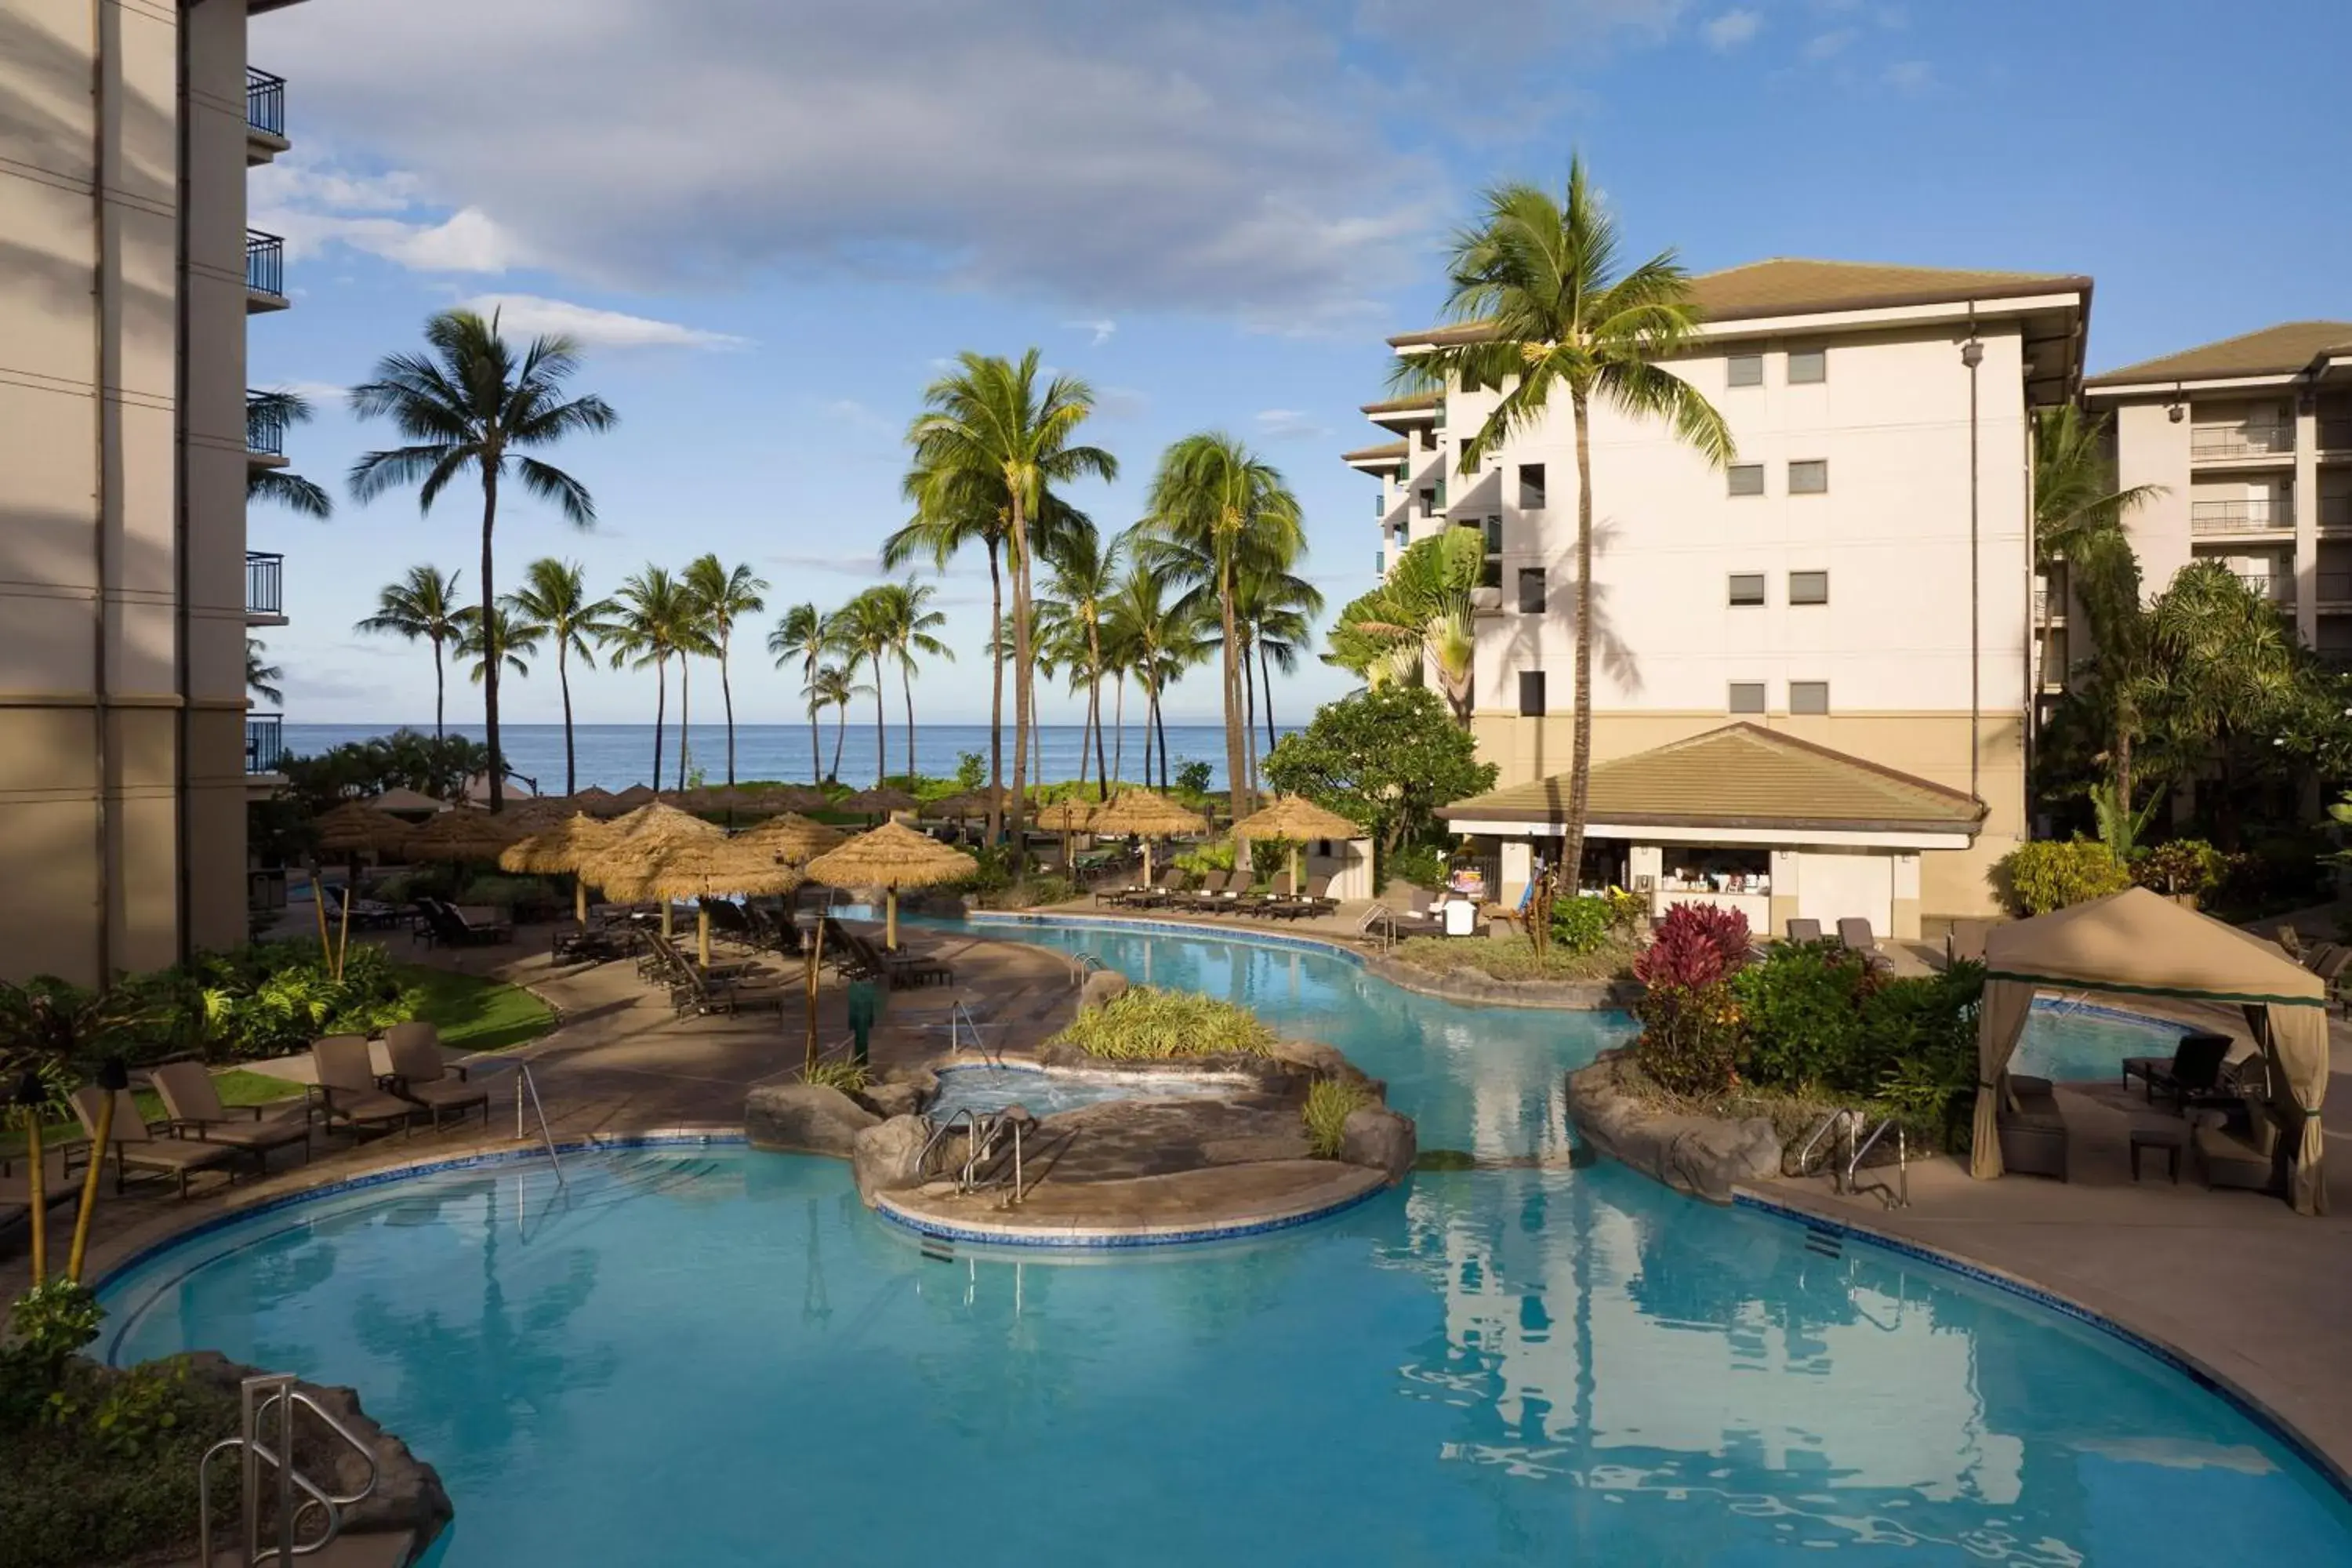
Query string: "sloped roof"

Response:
xmin=1341 ymin=439 xmax=1407 ymax=464
xmin=1360 ymin=393 xmax=1440 ymax=416
xmin=2085 ymin=321 xmax=2352 ymax=387
xmin=1389 ymin=258 xmax=2089 ymax=347
xmin=1438 ymin=723 xmax=1985 ymax=834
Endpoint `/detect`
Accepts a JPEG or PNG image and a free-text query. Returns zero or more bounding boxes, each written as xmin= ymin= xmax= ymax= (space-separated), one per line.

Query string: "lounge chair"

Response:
xmin=2121 ymin=1031 xmax=2232 ymax=1108
xmin=1295 ymin=873 xmax=1339 ymax=916
xmin=826 ymin=920 xmax=953 ymax=989
xmin=2307 ymin=944 xmax=2352 ymax=1013
xmin=384 ymin=1022 xmax=491 ymax=1129
xmin=1994 ymin=1074 xmax=2068 ymax=1181
xmin=308 ymin=1035 xmax=419 ymax=1138
xmin=1946 ymin=918 xmax=1993 ymax=967
xmin=1105 ymin=868 xmax=1181 ymax=909
xmin=1171 ymin=869 xmax=1230 ymax=912
xmin=1363 ymin=888 xmax=1443 ymax=942
xmin=667 ymin=956 xmax=791 ymax=1018
xmin=2194 ymin=1089 xmax=2288 ymax=1192
xmin=425 ymin=898 xmax=513 ymax=948
xmin=68 ymin=1087 xmax=239 ymax=1198
xmin=1784 ymin=917 xmax=1824 ymax=943
xmin=148 ymin=1061 xmax=312 ymax=1174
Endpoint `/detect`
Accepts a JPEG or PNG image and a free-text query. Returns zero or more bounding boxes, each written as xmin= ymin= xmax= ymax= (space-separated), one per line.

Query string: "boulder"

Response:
xmin=860 ymin=1078 xmax=930 ymax=1120
xmin=1564 ymin=1051 xmax=1782 ymax=1203
xmin=1077 ymin=968 xmax=1130 ymax=1012
xmin=852 ymin=1115 xmax=933 ymax=1206
xmin=746 ymin=1083 xmax=880 ymax=1159
xmin=1339 ymin=1105 xmax=1417 ymax=1185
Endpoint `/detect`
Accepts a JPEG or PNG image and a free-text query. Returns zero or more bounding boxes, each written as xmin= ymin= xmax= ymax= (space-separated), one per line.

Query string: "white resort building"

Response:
xmin=1345 ymin=260 xmax=2096 ymax=938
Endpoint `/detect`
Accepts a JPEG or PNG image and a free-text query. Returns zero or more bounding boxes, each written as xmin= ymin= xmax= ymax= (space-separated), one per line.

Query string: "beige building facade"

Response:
xmin=0 ymin=0 xmax=303 ymax=984
xmin=1350 ymin=260 xmax=2092 ymax=932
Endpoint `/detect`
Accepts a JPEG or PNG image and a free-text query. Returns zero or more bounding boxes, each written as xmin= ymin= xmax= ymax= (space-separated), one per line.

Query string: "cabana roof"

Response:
xmin=1985 ymin=887 xmax=2321 ymax=1008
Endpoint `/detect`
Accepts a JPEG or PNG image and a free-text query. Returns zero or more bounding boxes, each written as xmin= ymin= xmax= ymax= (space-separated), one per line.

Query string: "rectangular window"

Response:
xmin=1788 ymin=570 xmax=1829 ymax=605
xmin=1728 ymin=572 xmax=1766 ymax=607
xmin=1728 ymin=463 xmax=1765 ymax=497
xmin=1482 ymin=517 xmax=1503 ymax=554
xmin=1518 ymin=671 xmax=1547 ymax=717
xmin=1789 ymin=681 xmax=1830 ymax=715
xmin=1788 ymin=459 xmax=1828 ymax=495
xmin=1728 ymin=681 xmax=1767 ymax=714
xmin=1788 ymin=348 xmax=1827 ymax=384
xmin=1518 ymin=463 xmax=1546 ymax=509
xmin=1728 ymin=353 xmax=1764 ymax=388
xmin=1479 ymin=557 xmax=1502 ymax=590
xmin=1419 ymin=487 xmax=1436 ymax=517
xmin=1518 ymin=568 xmax=1546 ymax=615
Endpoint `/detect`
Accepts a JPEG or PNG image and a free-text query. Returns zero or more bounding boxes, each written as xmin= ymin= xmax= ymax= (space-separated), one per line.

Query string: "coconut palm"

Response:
xmin=862 ymin=578 xmax=953 ymax=782
xmin=768 ymin=603 xmax=843 ymax=786
xmin=804 ymin=663 xmax=866 ymax=784
xmin=1137 ymin=433 xmax=1305 ymax=823
xmin=831 ymin=590 xmax=894 ymax=786
xmin=245 ymin=387 xmax=332 ymax=518
xmin=681 ymin=554 xmax=769 ymax=787
xmin=347 ymin=307 xmax=618 ymax=811
xmin=905 ymin=350 xmax=1116 ymax=852
xmin=245 ymin=639 xmax=284 ymax=706
xmin=1037 ymin=519 xmax=1126 ymax=800
xmin=1236 ymin=561 xmax=1323 ymax=761
xmin=456 ymin=603 xmax=544 ymax=686
xmin=354 ymin=564 xmax=466 ymax=738
xmin=608 ymin=565 xmax=696 ymax=788
xmin=1102 ymin=563 xmax=1211 ymax=790
xmin=887 ymin=470 xmax=1007 ymax=827
xmin=503 ymin=558 xmax=619 ymax=795
xmin=1325 ymin=530 xmax=1483 ymax=723
xmin=1409 ymin=159 xmax=1733 ymax=884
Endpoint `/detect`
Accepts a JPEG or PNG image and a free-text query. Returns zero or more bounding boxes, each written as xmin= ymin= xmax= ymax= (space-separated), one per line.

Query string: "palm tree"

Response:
xmin=347 ymin=307 xmax=618 ymax=811
xmin=1410 ymin=160 xmax=1733 ymax=885
xmin=457 ymin=603 xmax=544 ymax=685
xmin=804 ymin=663 xmax=866 ymax=783
xmin=1103 ymin=564 xmax=1210 ymax=790
xmin=887 ymin=471 xmax=1006 ymax=828
xmin=1236 ymin=561 xmax=1322 ymax=761
xmin=2140 ymin=562 xmax=2306 ymax=841
xmin=2031 ymin=405 xmax=2165 ymax=786
xmin=681 ymin=554 xmax=769 ymax=787
xmin=832 ymin=590 xmax=894 ymax=786
xmin=862 ymin=578 xmax=953 ymax=782
xmin=355 ymin=564 xmax=465 ymax=737
xmin=905 ymin=350 xmax=1116 ymax=853
xmin=768 ymin=604 xmax=840 ymax=786
xmin=1138 ymin=433 xmax=1305 ymax=822
xmin=1325 ymin=530 xmax=1483 ymax=722
xmin=608 ymin=565 xmax=695 ymax=787
xmin=503 ymin=558 xmax=619 ymax=796
xmin=1037 ymin=519 xmax=1126 ymax=800
xmin=245 ymin=639 xmax=284 ymax=706
xmin=245 ymin=388 xmax=332 ymax=518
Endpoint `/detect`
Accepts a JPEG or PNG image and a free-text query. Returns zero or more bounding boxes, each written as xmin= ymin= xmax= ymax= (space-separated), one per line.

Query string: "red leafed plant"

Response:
xmin=1631 ymin=904 xmax=1752 ymax=989
xmin=1630 ymin=904 xmax=1753 ymax=1096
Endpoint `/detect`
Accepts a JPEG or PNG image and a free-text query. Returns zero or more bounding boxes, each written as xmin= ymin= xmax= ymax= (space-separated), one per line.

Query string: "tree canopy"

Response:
xmin=1263 ymin=686 xmax=1496 ymax=852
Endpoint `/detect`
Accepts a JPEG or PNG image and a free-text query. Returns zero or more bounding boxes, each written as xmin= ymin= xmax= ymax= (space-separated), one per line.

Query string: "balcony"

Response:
xmin=245 ymin=67 xmax=289 ymax=163
xmin=2234 ymin=572 xmax=2295 ymax=606
xmin=246 ymin=550 xmax=285 ymax=626
xmin=2318 ymin=572 xmax=2352 ymax=604
xmin=2320 ymin=419 xmax=2352 ymax=453
xmin=245 ymin=714 xmax=286 ymax=776
xmin=2190 ymin=498 xmax=2293 ymax=535
xmin=245 ymin=230 xmax=287 ymax=311
xmin=2323 ymin=497 xmax=2352 ymax=530
xmin=2191 ymin=424 xmax=2294 ymax=461
xmin=245 ymin=392 xmax=287 ymax=465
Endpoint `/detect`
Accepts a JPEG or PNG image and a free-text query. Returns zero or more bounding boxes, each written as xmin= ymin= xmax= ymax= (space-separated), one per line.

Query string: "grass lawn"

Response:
xmin=1386 ymin=935 xmax=1638 ymax=984
xmin=395 ymin=964 xmax=556 ymax=1054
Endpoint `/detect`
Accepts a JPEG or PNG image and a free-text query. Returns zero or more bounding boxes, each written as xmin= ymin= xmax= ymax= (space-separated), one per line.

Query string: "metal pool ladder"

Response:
xmin=1789 ymin=1108 xmax=1909 ymax=1209
xmin=198 ymin=1372 xmax=379 ymax=1565
xmin=510 ymin=1062 xmax=566 ymax=1188
xmin=916 ymin=1108 xmax=1028 ymax=1206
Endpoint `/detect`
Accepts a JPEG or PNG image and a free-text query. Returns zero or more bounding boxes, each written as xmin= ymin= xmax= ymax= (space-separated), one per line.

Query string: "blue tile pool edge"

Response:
xmin=1733 ymin=1187 xmax=2352 ymax=1504
xmin=871 ymin=1170 xmax=1389 ymax=1250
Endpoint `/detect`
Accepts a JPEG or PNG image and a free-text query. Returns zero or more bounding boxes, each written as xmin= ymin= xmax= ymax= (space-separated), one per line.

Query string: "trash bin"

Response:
xmin=1442 ymin=899 xmax=1477 ymax=938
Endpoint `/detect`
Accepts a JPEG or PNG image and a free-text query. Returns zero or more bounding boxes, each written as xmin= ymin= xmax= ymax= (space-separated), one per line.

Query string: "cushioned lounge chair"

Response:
xmin=69 ymin=1086 xmax=238 ymax=1197
xmin=149 ymin=1062 xmax=311 ymax=1174
xmin=384 ymin=1022 xmax=491 ymax=1129
xmin=309 ymin=1035 xmax=419 ymax=1138
xmin=2121 ymin=1031 xmax=2231 ymax=1107
xmin=1784 ymin=917 xmax=1824 ymax=943
xmin=1995 ymin=1074 xmax=2068 ymax=1181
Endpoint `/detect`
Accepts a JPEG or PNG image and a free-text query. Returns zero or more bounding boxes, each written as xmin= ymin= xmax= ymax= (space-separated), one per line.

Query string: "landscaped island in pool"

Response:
xmin=99 ymin=922 xmax=2348 ymax=1566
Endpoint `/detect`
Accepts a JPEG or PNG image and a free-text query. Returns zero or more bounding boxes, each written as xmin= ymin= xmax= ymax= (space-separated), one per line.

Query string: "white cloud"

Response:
xmin=764 ymin=550 xmax=883 ymax=574
xmin=1065 ymin=318 xmax=1117 ymax=346
xmin=1254 ymin=408 xmax=1330 ymax=442
xmin=459 ymin=293 xmax=749 ymax=350
xmin=1804 ymin=27 xmax=1857 ymax=57
xmin=1882 ymin=59 xmax=1933 ymax=92
xmin=1701 ymin=9 xmax=1761 ymax=49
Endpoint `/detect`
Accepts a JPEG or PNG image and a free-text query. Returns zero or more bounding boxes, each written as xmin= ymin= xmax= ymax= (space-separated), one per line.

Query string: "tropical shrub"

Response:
xmin=1386 ymin=935 xmax=1632 ymax=983
xmin=1629 ymin=905 xmax=1751 ymax=1096
xmin=1174 ymin=760 xmax=1214 ymax=796
xmin=183 ymin=942 xmax=419 ymax=1062
xmin=955 ymin=751 xmax=986 ymax=791
xmin=1264 ymin=685 xmax=1497 ymax=853
xmin=801 ymin=1059 xmax=869 ymax=1094
xmin=1550 ymin=889 xmax=1645 ymax=956
xmin=1856 ymin=963 xmax=1984 ymax=1146
xmin=1171 ymin=843 xmax=1236 ymax=880
xmin=1301 ymin=1079 xmax=1374 ymax=1159
xmin=1730 ymin=941 xmax=1869 ymax=1087
xmin=1999 ymin=839 xmax=2132 ymax=916
xmin=2132 ymin=838 xmax=2223 ymax=898
xmin=1382 ymin=843 xmax=1446 ymax=891
xmin=452 ymin=874 xmax=558 ymax=910
xmin=1047 ymin=988 xmax=1276 ymax=1059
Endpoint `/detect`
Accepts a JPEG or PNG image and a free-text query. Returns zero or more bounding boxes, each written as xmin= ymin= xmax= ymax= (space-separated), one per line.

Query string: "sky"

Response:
xmin=245 ymin=0 xmax=2352 ymax=728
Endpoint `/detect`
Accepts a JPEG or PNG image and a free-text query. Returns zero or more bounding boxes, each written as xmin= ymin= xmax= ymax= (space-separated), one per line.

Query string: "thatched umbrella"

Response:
xmin=805 ymin=821 xmax=976 ymax=949
xmin=742 ymin=785 xmax=827 ymax=815
xmin=623 ymin=837 xmax=808 ymax=966
xmin=611 ymin=783 xmax=657 ymax=811
xmin=368 ymin=786 xmax=446 ymax=818
xmin=404 ymin=808 xmax=527 ymax=863
xmin=314 ymin=800 xmax=412 ymax=856
xmin=1033 ymin=797 xmax=1095 ymax=872
xmin=1089 ymin=791 xmax=1210 ymax=884
xmin=928 ymin=789 xmax=1001 ymax=822
xmin=736 ymin=812 xmax=844 ymax=863
xmin=1232 ymin=794 xmax=1364 ymax=891
xmin=587 ymin=803 xmax=725 ymax=935
xmin=499 ymin=813 xmax=618 ymax=922
xmin=568 ymin=785 xmax=623 ymax=817
xmin=840 ymin=786 xmax=917 ymax=820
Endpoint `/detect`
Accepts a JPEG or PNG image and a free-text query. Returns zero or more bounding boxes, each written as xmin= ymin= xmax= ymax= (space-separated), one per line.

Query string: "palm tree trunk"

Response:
xmin=677 ymin=659 xmax=693 ymax=791
xmin=870 ymin=654 xmax=887 ymax=786
xmin=480 ymin=474 xmax=502 ymax=811
xmin=1007 ymin=504 xmax=1032 ymax=860
xmin=1260 ymin=638 xmax=1278 ymax=750
xmin=720 ymin=637 xmax=737 ymax=786
xmin=431 ymin=637 xmax=447 ymax=740
xmin=985 ymin=543 xmax=1005 ymax=845
xmin=1218 ymin=556 xmax=1247 ymax=827
xmin=1563 ymin=390 xmax=1596 ymax=894
xmin=830 ymin=700 xmax=847 ymax=781
xmin=651 ymin=657 xmax=667 ymax=788
xmin=1087 ymin=623 xmax=1109 ymax=801
xmin=1241 ymin=630 xmax=1259 ymax=799
xmin=1154 ymin=681 xmax=1171 ymax=788
xmin=1111 ymin=673 xmax=1126 ymax=788
xmin=807 ymin=657 xmax=823 ymax=784
xmin=558 ymin=642 xmax=575 ymax=796
xmin=902 ymin=657 xmax=917 ymax=783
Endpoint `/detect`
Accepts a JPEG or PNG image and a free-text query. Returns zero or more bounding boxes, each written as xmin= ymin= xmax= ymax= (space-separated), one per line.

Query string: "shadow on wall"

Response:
xmin=1492 ymin=515 xmax=1642 ymax=783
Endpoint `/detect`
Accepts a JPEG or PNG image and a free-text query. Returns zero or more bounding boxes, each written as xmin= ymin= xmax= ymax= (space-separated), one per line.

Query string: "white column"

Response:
xmin=2297 ymin=394 xmax=2321 ymax=648
xmin=1500 ymin=840 xmax=1533 ymax=906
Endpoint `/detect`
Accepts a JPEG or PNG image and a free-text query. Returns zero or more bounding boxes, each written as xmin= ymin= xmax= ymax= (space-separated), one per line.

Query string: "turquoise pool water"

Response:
xmin=926 ymin=1063 xmax=1240 ymax=1122
xmin=100 ymin=923 xmax=2348 ymax=1566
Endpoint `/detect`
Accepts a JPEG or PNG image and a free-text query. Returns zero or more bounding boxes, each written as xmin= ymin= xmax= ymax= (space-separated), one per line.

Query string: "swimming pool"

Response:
xmin=100 ymin=921 xmax=2348 ymax=1566
xmin=925 ymin=1063 xmax=1243 ymax=1122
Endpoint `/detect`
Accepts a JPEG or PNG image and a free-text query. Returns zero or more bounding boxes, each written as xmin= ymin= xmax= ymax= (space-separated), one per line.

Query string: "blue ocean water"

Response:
xmin=281 ymin=722 xmax=1281 ymax=793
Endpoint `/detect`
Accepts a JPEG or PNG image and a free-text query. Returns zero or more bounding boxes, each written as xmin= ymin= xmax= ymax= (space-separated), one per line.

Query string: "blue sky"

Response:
xmin=248 ymin=0 xmax=2352 ymax=728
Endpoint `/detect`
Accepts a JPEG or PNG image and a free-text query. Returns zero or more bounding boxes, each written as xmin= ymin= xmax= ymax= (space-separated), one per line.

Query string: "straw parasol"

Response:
xmin=403 ymin=808 xmax=528 ymax=862
xmin=928 ymin=789 xmax=1003 ymax=822
xmin=729 ymin=784 xmax=826 ymax=816
xmin=367 ymin=786 xmax=446 ymax=818
xmin=1232 ymin=794 xmax=1365 ymax=891
xmin=624 ymin=837 xmax=808 ymax=965
xmin=841 ymin=786 xmax=917 ymax=818
xmin=1089 ymin=791 xmax=1210 ymax=884
xmin=499 ymin=813 xmax=618 ymax=922
xmin=736 ymin=812 xmax=845 ymax=863
xmin=1033 ymin=797 xmax=1095 ymax=870
xmin=610 ymin=783 xmax=657 ymax=810
xmin=805 ymin=821 xmax=977 ymax=949
xmin=568 ymin=785 xmax=623 ymax=817
xmin=312 ymin=800 xmax=413 ymax=857
xmin=586 ymin=802 xmax=726 ymax=935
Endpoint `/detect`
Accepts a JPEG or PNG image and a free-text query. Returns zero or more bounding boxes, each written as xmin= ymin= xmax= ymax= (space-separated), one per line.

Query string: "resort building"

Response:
xmin=1350 ymin=260 xmax=2094 ymax=936
xmin=0 ymin=0 xmax=305 ymax=984
xmin=2082 ymin=322 xmax=2352 ymax=658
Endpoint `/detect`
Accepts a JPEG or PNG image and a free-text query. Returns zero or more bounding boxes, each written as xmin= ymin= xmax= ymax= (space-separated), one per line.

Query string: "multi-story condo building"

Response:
xmin=0 ymin=0 xmax=305 ymax=984
xmin=1345 ymin=260 xmax=2092 ymax=936
xmin=2082 ymin=322 xmax=2352 ymax=658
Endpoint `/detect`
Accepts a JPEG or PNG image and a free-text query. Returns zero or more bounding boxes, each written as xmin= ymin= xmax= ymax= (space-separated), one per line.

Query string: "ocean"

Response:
xmin=279 ymin=722 xmax=1292 ymax=793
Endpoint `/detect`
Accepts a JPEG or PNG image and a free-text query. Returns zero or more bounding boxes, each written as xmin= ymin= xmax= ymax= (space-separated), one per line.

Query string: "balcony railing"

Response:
xmin=2234 ymin=572 xmax=2294 ymax=605
xmin=245 ymin=714 xmax=285 ymax=775
xmin=2191 ymin=424 xmax=2294 ymax=459
xmin=245 ymin=230 xmax=284 ymax=298
xmin=2318 ymin=572 xmax=2352 ymax=603
xmin=2321 ymin=496 xmax=2352 ymax=529
xmin=246 ymin=551 xmax=283 ymax=618
xmin=2189 ymin=499 xmax=2292 ymax=534
xmin=245 ymin=67 xmax=285 ymax=138
xmin=2318 ymin=419 xmax=2352 ymax=452
xmin=245 ymin=393 xmax=285 ymax=457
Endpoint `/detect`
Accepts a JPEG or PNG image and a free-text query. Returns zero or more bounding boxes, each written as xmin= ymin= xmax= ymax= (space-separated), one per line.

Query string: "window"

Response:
xmin=1728 ymin=463 xmax=1765 ymax=497
xmin=1518 ymin=568 xmax=1546 ymax=615
xmin=1788 ymin=348 xmax=1827 ymax=384
xmin=1518 ymin=463 xmax=1547 ymax=509
xmin=1728 ymin=353 xmax=1763 ymax=388
xmin=1789 ymin=681 xmax=1830 ymax=715
xmin=1728 ymin=572 xmax=1766 ymax=606
xmin=1728 ymin=681 xmax=1767 ymax=714
xmin=1419 ymin=487 xmax=1436 ymax=517
xmin=1518 ymin=671 xmax=1547 ymax=717
xmin=1788 ymin=459 xmax=1828 ymax=495
xmin=1788 ymin=570 xmax=1829 ymax=605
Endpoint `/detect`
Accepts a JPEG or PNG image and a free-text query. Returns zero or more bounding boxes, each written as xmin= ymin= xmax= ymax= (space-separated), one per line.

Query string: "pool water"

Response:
xmin=2014 ymin=1000 xmax=2194 ymax=1083
xmin=100 ymin=923 xmax=2352 ymax=1566
xmin=926 ymin=1063 xmax=1240 ymax=1122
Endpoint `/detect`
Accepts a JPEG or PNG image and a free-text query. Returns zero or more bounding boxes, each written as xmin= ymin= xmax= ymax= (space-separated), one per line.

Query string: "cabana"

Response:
xmin=1973 ymin=887 xmax=2329 ymax=1214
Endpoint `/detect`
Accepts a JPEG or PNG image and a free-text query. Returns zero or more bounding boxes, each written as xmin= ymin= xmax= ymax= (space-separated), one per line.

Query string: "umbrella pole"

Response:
xmin=335 ymin=879 xmax=354 ymax=982
xmin=310 ymin=868 xmax=331 ymax=954
xmin=699 ymin=906 xmax=712 ymax=967
xmin=1290 ymin=844 xmax=1301 ymax=895
xmin=661 ymin=902 xmax=674 ymax=939
xmin=804 ymin=918 xmax=824 ymax=1072
xmin=886 ymin=887 xmax=898 ymax=951
xmin=1142 ymin=840 xmax=1153 ymax=886
xmin=575 ymin=879 xmax=588 ymax=924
